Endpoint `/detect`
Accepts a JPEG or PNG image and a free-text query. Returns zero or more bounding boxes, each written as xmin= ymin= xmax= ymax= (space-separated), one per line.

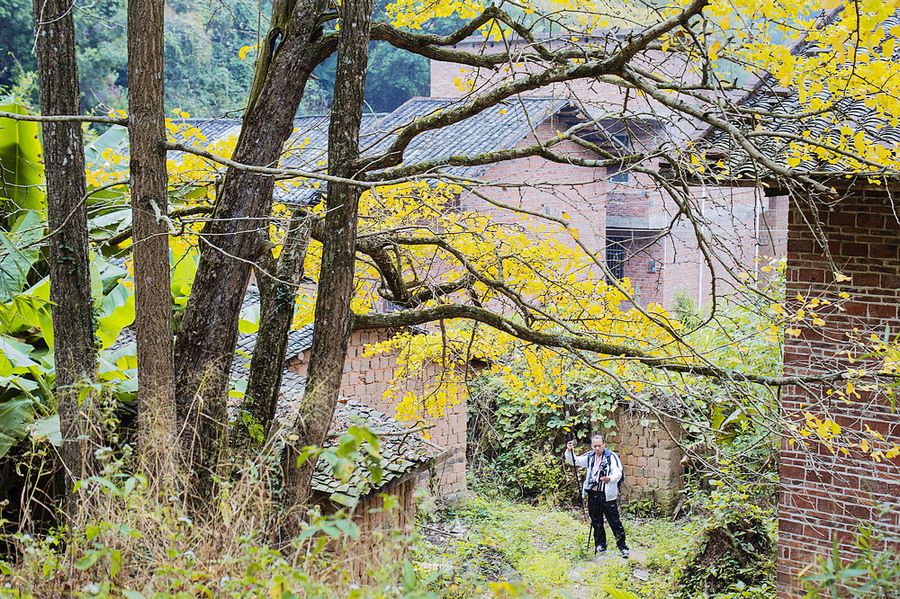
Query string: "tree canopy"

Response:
xmin=3 ymin=0 xmax=900 ymax=529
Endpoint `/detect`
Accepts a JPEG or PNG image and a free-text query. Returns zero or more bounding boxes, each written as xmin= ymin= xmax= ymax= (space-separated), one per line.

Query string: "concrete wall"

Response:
xmin=287 ymin=329 xmax=467 ymax=496
xmin=778 ymin=185 xmax=900 ymax=598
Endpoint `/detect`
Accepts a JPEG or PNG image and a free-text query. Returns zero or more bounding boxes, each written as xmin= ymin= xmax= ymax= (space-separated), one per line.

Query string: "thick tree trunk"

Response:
xmin=32 ymin=0 xmax=97 ymax=496
xmin=233 ymin=208 xmax=311 ymax=452
xmin=281 ymin=0 xmax=373 ymax=523
xmin=172 ymin=0 xmax=327 ymax=494
xmin=128 ymin=0 xmax=176 ymax=475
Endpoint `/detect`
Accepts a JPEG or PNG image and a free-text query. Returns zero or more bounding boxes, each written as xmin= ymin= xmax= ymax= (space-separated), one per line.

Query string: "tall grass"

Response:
xmin=0 ymin=447 xmax=431 ymax=598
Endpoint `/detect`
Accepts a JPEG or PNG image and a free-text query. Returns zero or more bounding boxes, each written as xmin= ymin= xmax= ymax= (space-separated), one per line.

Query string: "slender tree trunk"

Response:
xmin=282 ymin=0 xmax=373 ymax=523
xmin=128 ymin=0 xmax=176 ymax=475
xmin=32 ymin=0 xmax=97 ymax=497
xmin=233 ymin=208 xmax=311 ymax=452
xmin=172 ymin=0 xmax=327 ymax=494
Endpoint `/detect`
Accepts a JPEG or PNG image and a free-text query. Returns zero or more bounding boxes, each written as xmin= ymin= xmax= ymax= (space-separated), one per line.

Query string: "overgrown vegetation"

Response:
xmin=0 ymin=428 xmax=439 ymax=598
xmin=413 ymin=485 xmax=778 ymax=599
xmin=669 ymin=489 xmax=777 ymax=599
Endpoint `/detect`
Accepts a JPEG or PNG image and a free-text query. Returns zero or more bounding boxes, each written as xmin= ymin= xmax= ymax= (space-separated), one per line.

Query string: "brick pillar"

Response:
xmin=608 ymin=403 xmax=683 ymax=514
xmin=779 ymin=187 xmax=900 ymax=598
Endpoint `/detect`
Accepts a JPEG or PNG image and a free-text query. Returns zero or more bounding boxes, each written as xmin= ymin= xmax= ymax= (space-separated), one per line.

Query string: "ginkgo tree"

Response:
xmin=13 ymin=0 xmax=900 ymax=528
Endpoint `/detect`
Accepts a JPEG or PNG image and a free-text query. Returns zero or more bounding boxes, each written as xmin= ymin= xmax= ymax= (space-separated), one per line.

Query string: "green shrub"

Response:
xmin=669 ymin=489 xmax=776 ymax=599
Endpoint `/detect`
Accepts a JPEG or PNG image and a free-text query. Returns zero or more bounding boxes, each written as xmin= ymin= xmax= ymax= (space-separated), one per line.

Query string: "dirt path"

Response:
xmin=567 ymin=548 xmax=649 ymax=598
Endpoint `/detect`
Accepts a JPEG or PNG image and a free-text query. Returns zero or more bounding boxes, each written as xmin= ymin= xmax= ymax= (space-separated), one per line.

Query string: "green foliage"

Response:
xmin=364 ymin=42 xmax=430 ymax=113
xmin=0 ymin=2 xmax=36 ymax=92
xmin=669 ymin=489 xmax=776 ymax=599
xmin=802 ymin=516 xmax=900 ymax=599
xmin=468 ymin=369 xmax=619 ymax=500
xmin=2 ymin=0 xmax=433 ymax=116
xmin=0 ymin=103 xmax=45 ymax=223
xmin=1 ymin=425 xmax=436 ymax=598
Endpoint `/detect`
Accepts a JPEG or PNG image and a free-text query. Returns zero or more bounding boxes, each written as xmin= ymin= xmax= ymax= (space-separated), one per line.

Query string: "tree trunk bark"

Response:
xmin=128 ymin=0 xmax=177 ymax=476
xmin=32 ymin=0 xmax=97 ymax=497
xmin=172 ymin=0 xmax=327 ymax=494
xmin=281 ymin=0 xmax=373 ymax=524
xmin=233 ymin=208 xmax=311 ymax=452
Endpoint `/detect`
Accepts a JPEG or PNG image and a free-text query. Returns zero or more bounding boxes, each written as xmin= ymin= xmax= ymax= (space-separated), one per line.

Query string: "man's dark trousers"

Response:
xmin=586 ymin=489 xmax=626 ymax=550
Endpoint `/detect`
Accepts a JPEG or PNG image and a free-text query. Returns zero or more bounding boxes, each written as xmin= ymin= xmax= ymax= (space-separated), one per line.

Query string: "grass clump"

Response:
xmin=0 ymin=454 xmax=436 ymax=598
xmin=668 ymin=489 xmax=776 ymax=599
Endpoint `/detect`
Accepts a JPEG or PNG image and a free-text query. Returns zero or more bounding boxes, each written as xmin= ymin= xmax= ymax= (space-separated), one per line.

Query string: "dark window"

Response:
xmin=606 ymin=237 xmax=626 ymax=282
xmin=608 ymin=166 xmax=630 ymax=183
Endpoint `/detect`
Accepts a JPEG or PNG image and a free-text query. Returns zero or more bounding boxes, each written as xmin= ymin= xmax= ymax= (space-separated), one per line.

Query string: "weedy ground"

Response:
xmin=412 ymin=491 xmax=694 ymax=599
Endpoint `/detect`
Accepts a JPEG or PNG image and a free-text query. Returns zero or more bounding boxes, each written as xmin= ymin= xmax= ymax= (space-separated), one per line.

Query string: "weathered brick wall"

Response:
xmin=458 ymin=116 xmax=609 ymax=256
xmin=338 ymin=478 xmax=417 ymax=583
xmin=603 ymin=404 xmax=684 ymax=514
xmin=779 ymin=186 xmax=900 ymax=598
xmin=287 ymin=329 xmax=467 ymax=496
xmin=430 ymin=42 xmax=779 ymax=313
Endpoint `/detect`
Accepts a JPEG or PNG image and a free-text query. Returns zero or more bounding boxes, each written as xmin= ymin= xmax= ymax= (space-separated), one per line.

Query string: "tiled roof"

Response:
xmin=230 ymin=329 xmax=445 ymax=507
xmin=700 ymin=10 xmax=900 ymax=180
xmin=106 ymin=299 xmax=444 ymax=507
xmin=365 ymin=96 xmax=571 ymax=180
xmin=169 ymin=97 xmax=571 ymax=203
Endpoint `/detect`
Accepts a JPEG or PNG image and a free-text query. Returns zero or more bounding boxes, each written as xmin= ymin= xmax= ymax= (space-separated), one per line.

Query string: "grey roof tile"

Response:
xmin=701 ymin=10 xmax=900 ymax=180
xmin=227 ymin=326 xmax=445 ymax=507
xmin=170 ymin=98 xmax=572 ymax=204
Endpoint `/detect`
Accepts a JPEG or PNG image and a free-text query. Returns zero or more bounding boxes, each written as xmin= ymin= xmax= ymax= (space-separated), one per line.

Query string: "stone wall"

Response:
xmin=603 ymin=403 xmax=684 ymax=514
xmin=778 ymin=185 xmax=900 ymax=598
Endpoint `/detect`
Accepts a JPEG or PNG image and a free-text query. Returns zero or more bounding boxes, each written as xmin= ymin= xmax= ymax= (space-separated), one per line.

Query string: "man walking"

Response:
xmin=565 ymin=434 xmax=629 ymax=558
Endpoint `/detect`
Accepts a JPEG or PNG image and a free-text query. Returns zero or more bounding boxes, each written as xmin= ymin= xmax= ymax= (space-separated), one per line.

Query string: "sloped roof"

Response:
xmin=171 ymin=97 xmax=573 ymax=204
xmin=365 ymin=96 xmax=571 ymax=180
xmin=700 ymin=9 xmax=900 ymax=181
xmin=230 ymin=329 xmax=445 ymax=506
xmin=107 ymin=307 xmax=444 ymax=507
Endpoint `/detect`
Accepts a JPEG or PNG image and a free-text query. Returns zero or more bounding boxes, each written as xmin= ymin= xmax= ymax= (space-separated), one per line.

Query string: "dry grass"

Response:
xmin=1 ymin=448 xmax=424 ymax=598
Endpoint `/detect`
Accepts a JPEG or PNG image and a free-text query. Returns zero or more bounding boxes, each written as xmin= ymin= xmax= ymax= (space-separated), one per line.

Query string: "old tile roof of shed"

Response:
xmin=108 ymin=291 xmax=444 ymax=507
xmin=700 ymin=10 xmax=900 ymax=181
xmin=171 ymin=97 xmax=571 ymax=204
xmin=231 ymin=329 xmax=445 ymax=507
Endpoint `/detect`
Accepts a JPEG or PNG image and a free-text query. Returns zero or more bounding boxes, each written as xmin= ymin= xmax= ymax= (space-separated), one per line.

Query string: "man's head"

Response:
xmin=591 ymin=434 xmax=606 ymax=455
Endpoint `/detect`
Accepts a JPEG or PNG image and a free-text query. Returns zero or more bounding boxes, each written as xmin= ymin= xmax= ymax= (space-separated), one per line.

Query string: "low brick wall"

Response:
xmin=603 ymin=404 xmax=684 ymax=514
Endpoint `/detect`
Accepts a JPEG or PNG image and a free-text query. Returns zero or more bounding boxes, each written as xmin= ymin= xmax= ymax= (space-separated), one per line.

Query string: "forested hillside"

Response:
xmin=0 ymin=0 xmax=430 ymax=115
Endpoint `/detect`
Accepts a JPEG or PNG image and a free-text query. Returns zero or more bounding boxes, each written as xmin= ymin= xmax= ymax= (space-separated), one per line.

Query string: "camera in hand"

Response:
xmin=590 ymin=460 xmax=609 ymax=489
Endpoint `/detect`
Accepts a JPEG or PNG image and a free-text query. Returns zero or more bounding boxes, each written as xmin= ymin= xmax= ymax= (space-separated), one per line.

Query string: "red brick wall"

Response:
xmin=287 ymin=329 xmax=467 ymax=496
xmin=779 ymin=186 xmax=900 ymax=598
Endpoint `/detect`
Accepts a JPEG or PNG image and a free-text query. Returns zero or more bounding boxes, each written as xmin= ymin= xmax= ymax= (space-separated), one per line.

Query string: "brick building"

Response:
xmin=429 ymin=39 xmax=778 ymax=310
xmin=284 ymin=325 xmax=468 ymax=495
xmin=701 ymin=11 xmax=900 ymax=592
xmin=776 ymin=185 xmax=900 ymax=596
xmin=180 ymin=65 xmax=782 ymax=510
